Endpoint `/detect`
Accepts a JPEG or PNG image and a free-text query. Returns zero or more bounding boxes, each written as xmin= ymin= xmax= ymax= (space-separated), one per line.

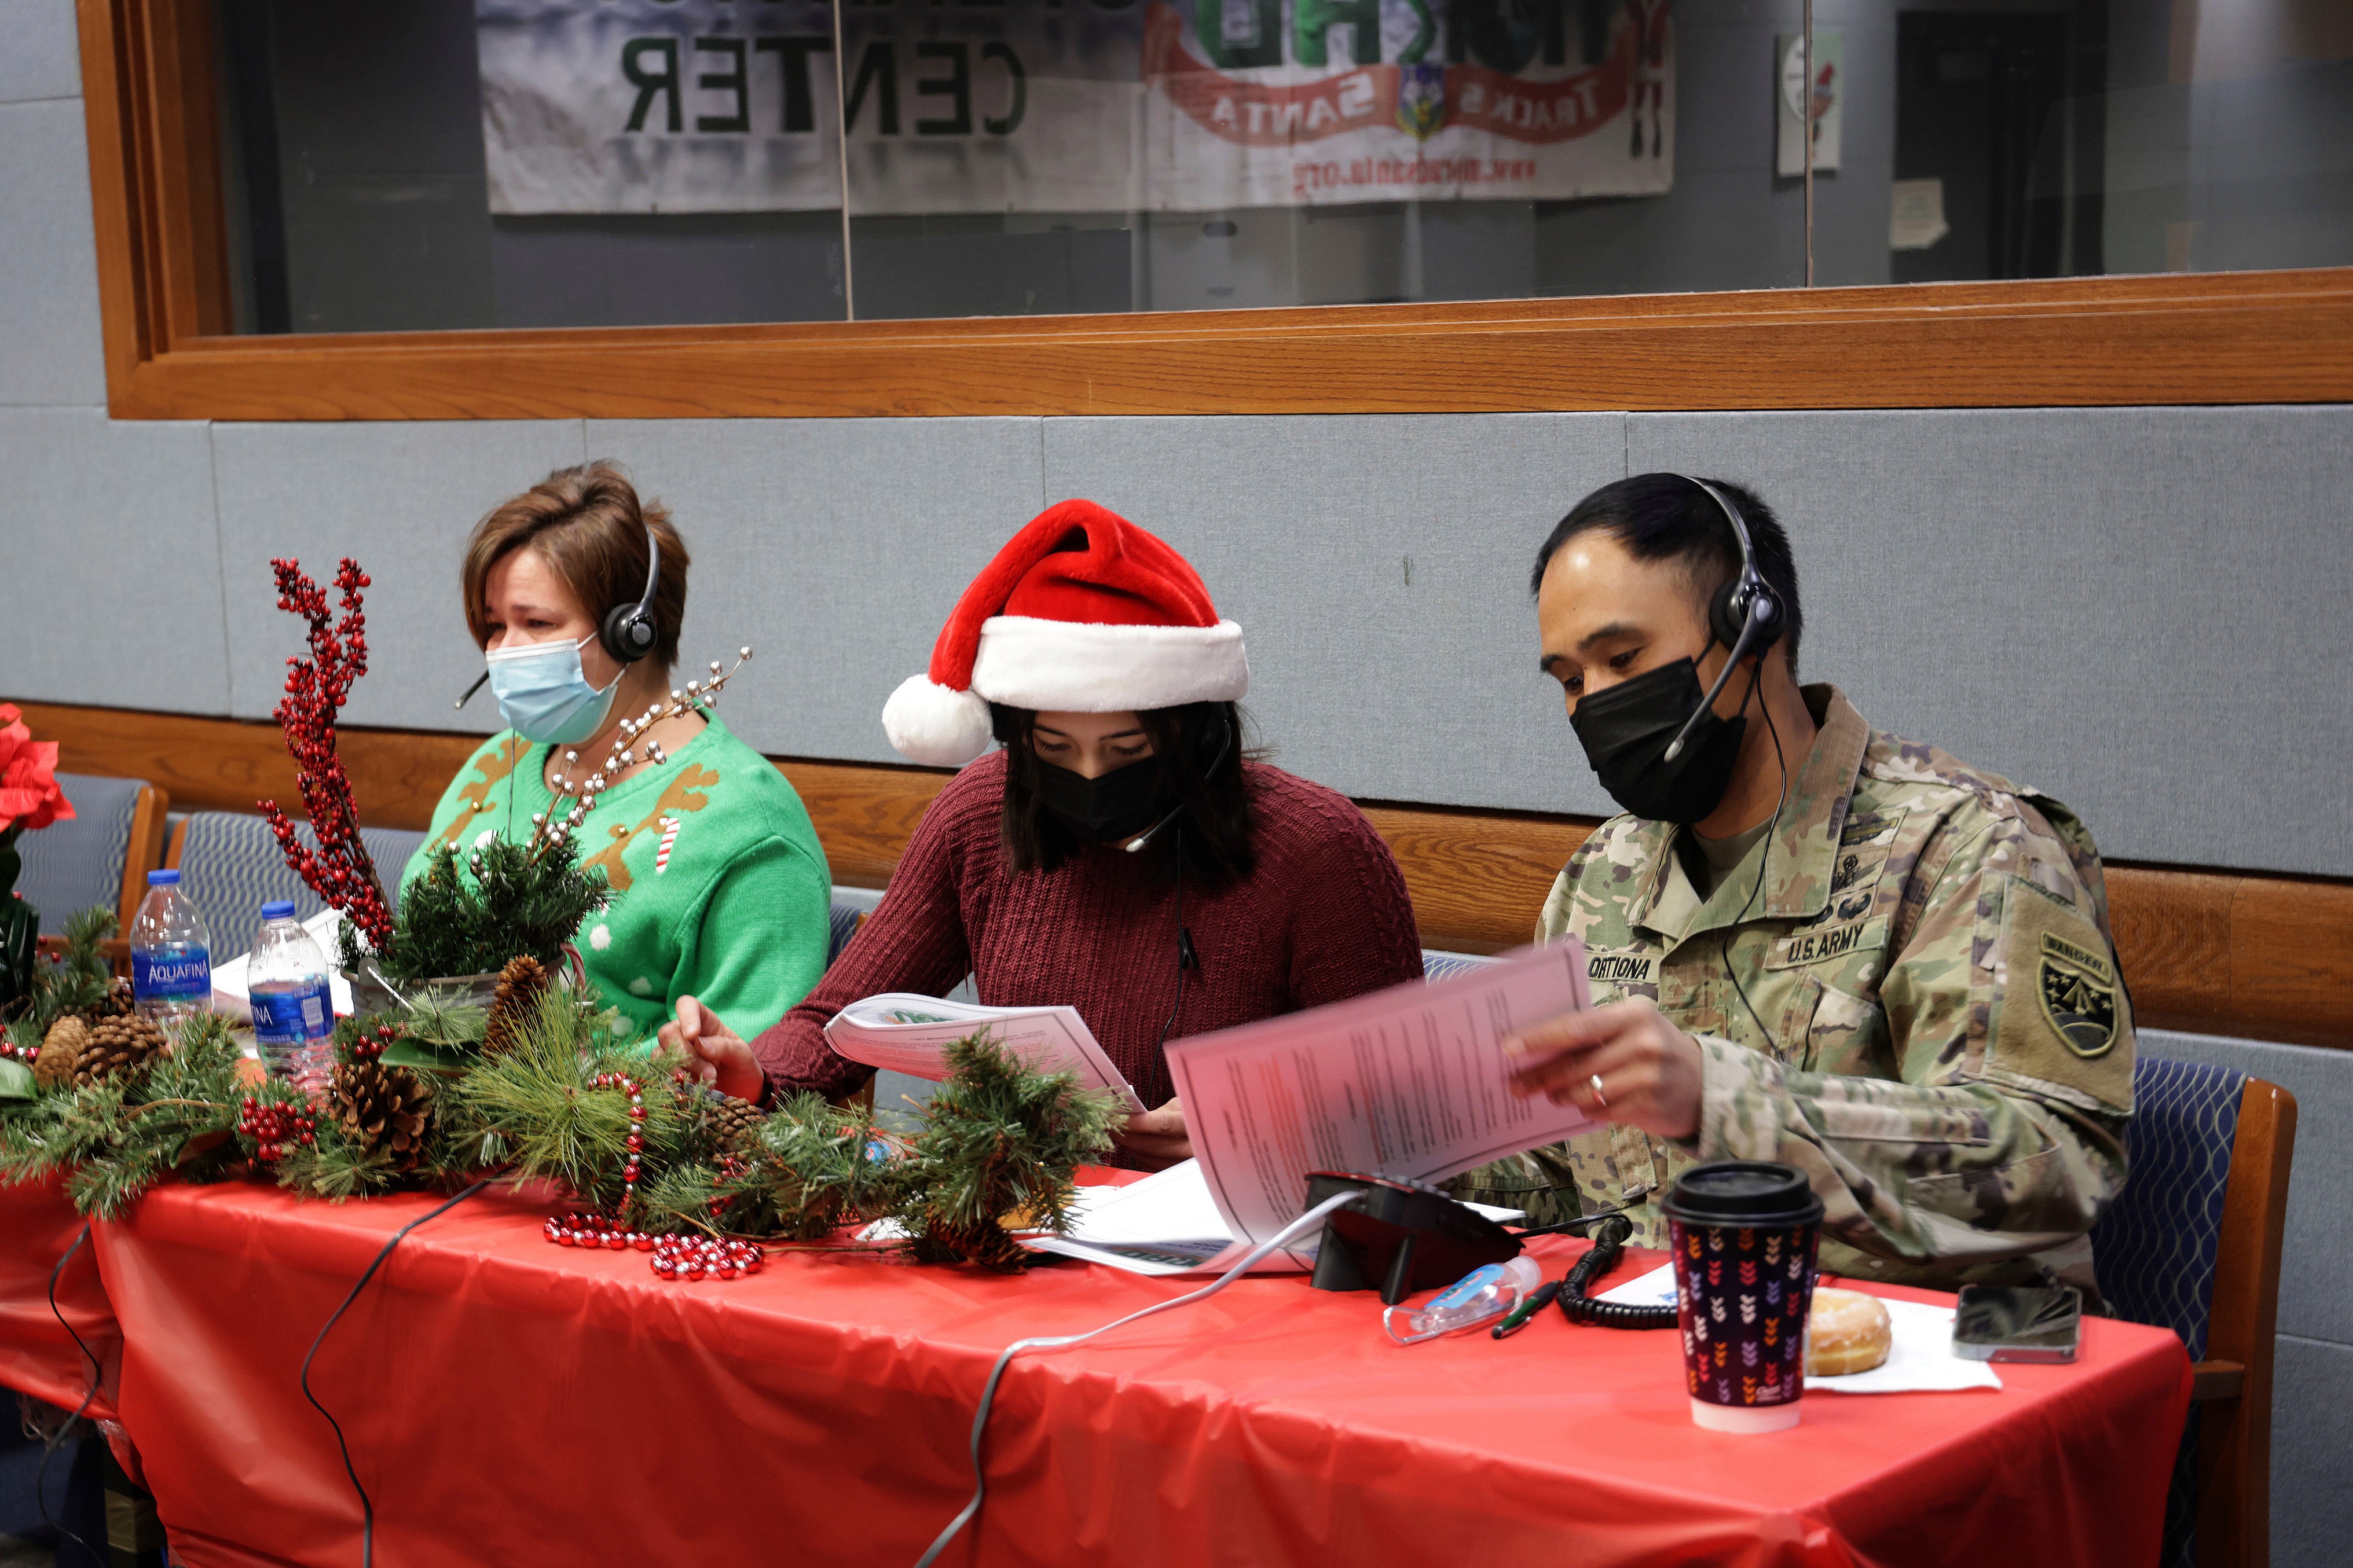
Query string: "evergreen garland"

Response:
xmin=886 ymin=1033 xmax=1125 ymax=1270
xmin=2 ymin=975 xmax=1127 ymax=1274
xmin=355 ymin=835 xmax=610 ymax=985
xmin=0 ymin=1011 xmax=249 ymax=1218
xmin=30 ymin=908 xmax=118 ymax=1030
xmin=451 ymin=984 xmax=688 ymax=1211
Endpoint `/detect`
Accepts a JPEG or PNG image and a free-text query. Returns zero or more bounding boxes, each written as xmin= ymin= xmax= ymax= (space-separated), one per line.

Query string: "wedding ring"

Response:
xmin=1589 ymin=1073 xmax=1609 ymax=1110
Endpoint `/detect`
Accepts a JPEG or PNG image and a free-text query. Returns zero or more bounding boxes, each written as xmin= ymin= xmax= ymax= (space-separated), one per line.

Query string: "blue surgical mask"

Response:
xmin=485 ymin=632 xmax=621 ymax=746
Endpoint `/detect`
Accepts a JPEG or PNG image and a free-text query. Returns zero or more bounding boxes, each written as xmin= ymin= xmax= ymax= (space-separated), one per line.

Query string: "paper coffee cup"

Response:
xmin=1663 ymin=1161 xmax=1825 ymax=1433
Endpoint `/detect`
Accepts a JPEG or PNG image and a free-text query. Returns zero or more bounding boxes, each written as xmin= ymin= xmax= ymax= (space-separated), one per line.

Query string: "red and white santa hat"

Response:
xmin=882 ymin=500 xmax=1249 ymax=766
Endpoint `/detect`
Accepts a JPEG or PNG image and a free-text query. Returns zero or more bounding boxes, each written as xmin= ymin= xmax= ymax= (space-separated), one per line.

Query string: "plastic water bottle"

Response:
xmin=1383 ymin=1255 xmax=1546 ymax=1345
xmin=249 ymin=901 xmax=335 ymax=1090
xmin=130 ymin=869 xmax=212 ymax=1030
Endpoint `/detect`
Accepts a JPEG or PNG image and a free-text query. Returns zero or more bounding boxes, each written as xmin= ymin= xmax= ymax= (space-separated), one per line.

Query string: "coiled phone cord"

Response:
xmin=1553 ymin=1215 xmax=1677 ymax=1330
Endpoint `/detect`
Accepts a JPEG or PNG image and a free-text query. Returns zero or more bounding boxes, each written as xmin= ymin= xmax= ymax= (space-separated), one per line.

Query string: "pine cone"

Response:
xmin=482 ymin=955 xmax=549 ymax=1057
xmin=697 ymin=1095 xmax=767 ymax=1158
xmin=331 ymin=1060 xmax=435 ymax=1170
xmin=72 ymin=1015 xmax=170 ymax=1089
xmin=61 ymin=979 xmax=134 ymax=1027
xmin=34 ymin=1016 xmax=89 ymax=1090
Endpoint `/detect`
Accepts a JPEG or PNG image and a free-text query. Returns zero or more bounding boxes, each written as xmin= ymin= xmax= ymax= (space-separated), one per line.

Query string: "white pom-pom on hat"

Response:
xmin=882 ymin=674 xmax=994 ymax=768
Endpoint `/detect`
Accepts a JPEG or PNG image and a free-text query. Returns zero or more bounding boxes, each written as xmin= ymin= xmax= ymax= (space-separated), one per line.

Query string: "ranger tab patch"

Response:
xmin=2038 ymin=931 xmax=2119 ymax=1058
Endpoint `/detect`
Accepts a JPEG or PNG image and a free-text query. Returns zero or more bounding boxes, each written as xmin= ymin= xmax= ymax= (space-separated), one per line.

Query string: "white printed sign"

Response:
xmin=476 ymin=0 xmax=1675 ymax=215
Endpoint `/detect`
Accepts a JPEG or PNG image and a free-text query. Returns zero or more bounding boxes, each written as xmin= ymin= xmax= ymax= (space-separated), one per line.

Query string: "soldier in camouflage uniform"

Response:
xmin=1451 ymin=475 xmax=2131 ymax=1294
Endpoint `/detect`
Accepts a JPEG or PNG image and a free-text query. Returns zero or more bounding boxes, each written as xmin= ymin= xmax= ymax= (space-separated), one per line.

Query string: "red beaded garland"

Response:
xmin=537 ymin=1071 xmax=765 ymax=1283
xmin=649 ymin=1233 xmax=765 ymax=1281
xmin=541 ymin=1210 xmax=763 ymax=1282
xmin=344 ymin=1023 xmax=396 ymax=1063
xmin=586 ymin=1070 xmax=650 ymax=1205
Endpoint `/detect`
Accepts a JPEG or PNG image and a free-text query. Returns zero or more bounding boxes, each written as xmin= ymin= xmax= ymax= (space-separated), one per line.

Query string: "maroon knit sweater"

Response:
xmin=752 ymin=752 xmax=1424 ymax=1112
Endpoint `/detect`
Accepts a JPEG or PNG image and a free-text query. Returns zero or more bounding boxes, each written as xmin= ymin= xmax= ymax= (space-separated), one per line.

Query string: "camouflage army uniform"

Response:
xmin=1451 ymin=685 xmax=2133 ymax=1294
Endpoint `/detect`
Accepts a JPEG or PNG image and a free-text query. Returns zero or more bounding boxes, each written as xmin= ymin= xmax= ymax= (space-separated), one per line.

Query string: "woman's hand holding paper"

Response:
xmin=1113 ymin=1096 xmax=1191 ymax=1170
xmin=661 ymin=995 xmax=765 ymax=1103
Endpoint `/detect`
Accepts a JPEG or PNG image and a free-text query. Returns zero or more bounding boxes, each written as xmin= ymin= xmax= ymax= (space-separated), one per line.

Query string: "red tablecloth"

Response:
xmin=67 ymin=1178 xmax=2189 ymax=1568
xmin=0 ymin=1176 xmax=120 ymax=1421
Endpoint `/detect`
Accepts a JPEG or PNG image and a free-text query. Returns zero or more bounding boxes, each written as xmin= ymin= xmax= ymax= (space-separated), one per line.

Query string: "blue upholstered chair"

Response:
xmin=2091 ymin=1057 xmax=2296 ymax=1568
xmin=1421 ymin=950 xmax=1497 ymax=982
xmin=166 ymin=813 xmax=427 ymax=960
xmin=13 ymin=771 xmax=168 ymax=937
xmin=827 ymin=901 xmax=864 ymax=968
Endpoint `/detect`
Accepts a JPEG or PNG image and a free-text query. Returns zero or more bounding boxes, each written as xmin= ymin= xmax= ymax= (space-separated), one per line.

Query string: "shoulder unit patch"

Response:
xmin=2037 ymin=931 xmax=2119 ymax=1059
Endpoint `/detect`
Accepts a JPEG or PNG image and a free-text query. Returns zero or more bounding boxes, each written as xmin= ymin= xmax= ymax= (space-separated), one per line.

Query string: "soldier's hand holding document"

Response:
xmin=1157 ymin=941 xmax=1601 ymax=1258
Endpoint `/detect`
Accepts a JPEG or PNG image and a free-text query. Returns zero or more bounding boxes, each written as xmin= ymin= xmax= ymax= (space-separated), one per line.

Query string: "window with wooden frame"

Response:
xmin=78 ymin=0 xmax=2353 ymax=421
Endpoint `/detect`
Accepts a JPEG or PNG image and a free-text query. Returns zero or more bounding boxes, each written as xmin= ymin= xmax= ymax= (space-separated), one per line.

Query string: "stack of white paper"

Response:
xmin=1164 ymin=941 xmax=1599 ymax=1249
xmin=1022 ymin=1160 xmax=1529 ymax=1277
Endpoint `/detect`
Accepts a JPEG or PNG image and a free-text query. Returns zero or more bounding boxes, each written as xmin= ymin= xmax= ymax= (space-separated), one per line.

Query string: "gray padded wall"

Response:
xmin=8 ymin=407 xmax=2353 ymax=877
xmin=581 ymin=417 xmax=1047 ymax=759
xmin=0 ymin=410 xmax=228 ymax=711
xmin=1629 ymin=409 xmax=2353 ymax=877
xmin=0 ymin=96 xmax=104 ymax=407
xmin=210 ymin=421 xmax=591 ymax=728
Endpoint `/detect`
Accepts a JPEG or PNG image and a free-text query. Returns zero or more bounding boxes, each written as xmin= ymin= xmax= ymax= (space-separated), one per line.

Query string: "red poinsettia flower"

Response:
xmin=0 ymin=704 xmax=76 ymax=835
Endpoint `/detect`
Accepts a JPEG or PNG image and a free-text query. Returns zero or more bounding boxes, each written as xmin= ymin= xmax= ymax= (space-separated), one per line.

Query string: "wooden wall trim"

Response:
xmin=97 ymin=269 xmax=2353 ymax=422
xmin=74 ymin=2 xmax=2353 ymax=421
xmin=16 ymin=700 xmax=2353 ymax=1052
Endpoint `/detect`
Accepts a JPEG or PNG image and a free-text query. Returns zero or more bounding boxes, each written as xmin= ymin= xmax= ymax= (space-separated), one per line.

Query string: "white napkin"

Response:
xmin=1595 ymin=1265 xmax=2003 ymax=1393
xmin=1808 ymin=1297 xmax=2002 ymax=1394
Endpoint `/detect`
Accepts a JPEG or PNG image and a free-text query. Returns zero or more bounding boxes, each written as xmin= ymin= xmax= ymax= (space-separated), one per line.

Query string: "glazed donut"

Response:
xmin=1805 ymin=1287 xmax=1893 ymax=1376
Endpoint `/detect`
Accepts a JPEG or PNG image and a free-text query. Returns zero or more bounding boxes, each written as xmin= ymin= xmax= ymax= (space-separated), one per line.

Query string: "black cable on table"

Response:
xmin=38 ymin=1224 xmax=104 ymax=1566
xmin=299 ymin=1179 xmax=491 ymax=1568
xmin=1507 ymin=1202 xmax=1632 ymax=1240
xmin=1554 ymin=1215 xmax=1677 ymax=1330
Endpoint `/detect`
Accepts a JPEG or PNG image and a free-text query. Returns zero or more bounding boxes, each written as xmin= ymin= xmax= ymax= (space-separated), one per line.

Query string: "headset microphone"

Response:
xmin=454 ymin=670 xmax=489 ymax=710
xmin=1662 ymin=596 xmax=1774 ymax=762
xmin=1659 ymin=476 xmax=1783 ymax=763
xmin=1122 ymin=713 xmax=1235 ymax=855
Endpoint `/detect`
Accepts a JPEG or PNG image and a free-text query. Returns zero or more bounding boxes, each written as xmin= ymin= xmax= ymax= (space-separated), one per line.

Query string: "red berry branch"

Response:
xmin=258 ymin=557 xmax=394 ymax=952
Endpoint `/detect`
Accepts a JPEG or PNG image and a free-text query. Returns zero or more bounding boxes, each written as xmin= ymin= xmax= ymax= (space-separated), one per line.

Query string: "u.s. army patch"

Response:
xmin=2037 ymin=931 xmax=2119 ymax=1058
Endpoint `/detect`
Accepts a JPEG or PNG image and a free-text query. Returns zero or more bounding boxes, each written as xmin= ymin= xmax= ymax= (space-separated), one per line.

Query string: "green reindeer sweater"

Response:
xmin=402 ymin=715 xmax=831 ymax=1042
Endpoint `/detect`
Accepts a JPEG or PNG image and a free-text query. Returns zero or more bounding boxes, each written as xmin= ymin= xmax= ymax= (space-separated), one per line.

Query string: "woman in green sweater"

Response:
xmin=403 ymin=462 xmax=831 ymax=1041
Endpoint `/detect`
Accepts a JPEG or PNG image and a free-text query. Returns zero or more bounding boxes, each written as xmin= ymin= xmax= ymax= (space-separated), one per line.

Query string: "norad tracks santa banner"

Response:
xmin=475 ymin=1 xmax=1673 ymax=216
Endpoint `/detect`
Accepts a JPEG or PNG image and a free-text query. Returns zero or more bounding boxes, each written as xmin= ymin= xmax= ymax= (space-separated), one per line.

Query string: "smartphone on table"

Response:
xmin=1952 ymin=1284 xmax=2083 ymax=1363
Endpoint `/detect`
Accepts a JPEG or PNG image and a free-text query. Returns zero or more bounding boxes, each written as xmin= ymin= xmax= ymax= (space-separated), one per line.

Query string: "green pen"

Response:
xmin=1490 ymin=1279 xmax=1563 ymax=1339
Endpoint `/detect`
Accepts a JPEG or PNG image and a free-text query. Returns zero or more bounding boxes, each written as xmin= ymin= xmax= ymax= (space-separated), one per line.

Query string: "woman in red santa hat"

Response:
xmin=661 ymin=498 xmax=1424 ymax=1167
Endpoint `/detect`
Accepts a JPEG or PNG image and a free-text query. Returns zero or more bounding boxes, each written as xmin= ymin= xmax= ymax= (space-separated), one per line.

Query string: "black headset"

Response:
xmin=599 ymin=523 xmax=664 ymax=665
xmin=1662 ymin=476 xmax=1784 ymax=763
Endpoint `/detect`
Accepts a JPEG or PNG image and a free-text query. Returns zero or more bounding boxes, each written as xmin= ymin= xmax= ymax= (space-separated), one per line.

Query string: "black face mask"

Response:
xmin=1032 ymin=755 xmax=1170 ymax=844
xmin=1570 ymin=658 xmax=1747 ymax=825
